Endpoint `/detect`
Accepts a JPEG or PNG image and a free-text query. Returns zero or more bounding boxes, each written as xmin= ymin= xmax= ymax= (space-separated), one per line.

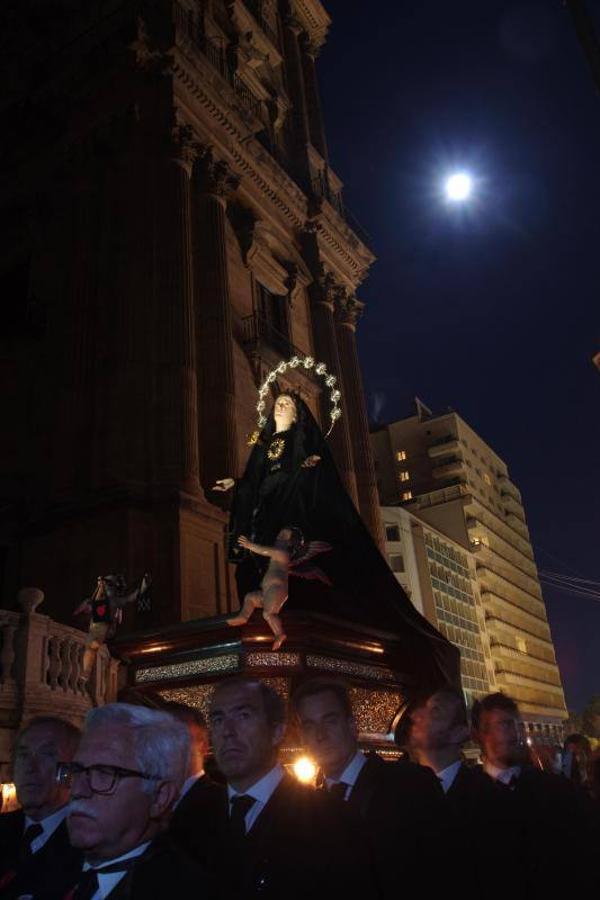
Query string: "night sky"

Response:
xmin=317 ymin=0 xmax=600 ymax=711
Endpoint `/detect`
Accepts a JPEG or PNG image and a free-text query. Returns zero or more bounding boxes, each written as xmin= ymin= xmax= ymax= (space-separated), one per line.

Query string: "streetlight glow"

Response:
xmin=444 ymin=172 xmax=473 ymax=202
xmin=293 ymin=756 xmax=317 ymax=784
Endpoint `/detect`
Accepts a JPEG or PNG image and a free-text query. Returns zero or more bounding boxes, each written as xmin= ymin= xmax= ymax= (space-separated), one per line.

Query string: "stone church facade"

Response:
xmin=0 ymin=0 xmax=382 ymax=634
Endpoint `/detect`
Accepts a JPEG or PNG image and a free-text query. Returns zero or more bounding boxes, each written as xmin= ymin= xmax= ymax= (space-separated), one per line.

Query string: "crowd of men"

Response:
xmin=0 ymin=677 xmax=597 ymax=899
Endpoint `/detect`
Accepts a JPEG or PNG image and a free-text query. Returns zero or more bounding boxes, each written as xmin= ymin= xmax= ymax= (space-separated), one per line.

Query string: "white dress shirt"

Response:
xmin=435 ymin=760 xmax=462 ymax=794
xmin=483 ymin=761 xmax=521 ymax=785
xmin=83 ymin=840 xmax=151 ymax=900
xmin=325 ymin=750 xmax=368 ymax=801
xmin=227 ymin=763 xmax=285 ymax=833
xmin=25 ymin=804 xmax=69 ymax=854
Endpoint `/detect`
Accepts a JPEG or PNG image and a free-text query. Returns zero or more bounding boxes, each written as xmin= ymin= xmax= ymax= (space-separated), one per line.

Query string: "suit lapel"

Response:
xmin=347 ymin=755 xmax=379 ymax=818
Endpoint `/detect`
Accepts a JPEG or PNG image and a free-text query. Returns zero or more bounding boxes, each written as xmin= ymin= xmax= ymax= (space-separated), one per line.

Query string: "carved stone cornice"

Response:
xmin=171 ymin=57 xmax=372 ymax=282
xmin=193 ymin=145 xmax=240 ymax=200
xmin=292 ymin=0 xmax=331 ymax=48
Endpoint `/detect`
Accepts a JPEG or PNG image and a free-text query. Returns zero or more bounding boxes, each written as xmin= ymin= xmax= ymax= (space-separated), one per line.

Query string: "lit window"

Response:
xmin=385 ymin=524 xmax=400 ymax=542
xmin=399 ymin=470 xmax=410 ymax=482
xmin=516 ymin=637 xmax=527 ymax=654
xmin=396 ymin=450 xmax=407 ymax=461
xmin=483 ymin=473 xmax=492 ymax=486
xmin=401 ymin=490 xmax=412 ymax=501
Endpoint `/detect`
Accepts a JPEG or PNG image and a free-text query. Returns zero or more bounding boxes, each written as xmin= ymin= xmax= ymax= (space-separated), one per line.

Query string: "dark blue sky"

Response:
xmin=318 ymin=0 xmax=600 ymax=711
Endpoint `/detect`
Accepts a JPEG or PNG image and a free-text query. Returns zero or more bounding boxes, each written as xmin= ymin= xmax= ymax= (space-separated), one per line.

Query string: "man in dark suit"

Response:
xmin=472 ymin=692 xmax=594 ymax=898
xmin=0 ymin=715 xmax=83 ymax=899
xmin=162 ymin=701 xmax=226 ymax=862
xmin=201 ymin=675 xmax=375 ymax=900
xmin=63 ymin=703 xmax=215 ymax=899
xmin=409 ymin=687 xmax=523 ymax=900
xmin=292 ymin=677 xmax=449 ymax=898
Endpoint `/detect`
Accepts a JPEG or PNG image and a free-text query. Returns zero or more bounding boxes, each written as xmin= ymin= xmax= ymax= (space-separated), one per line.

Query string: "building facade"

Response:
xmin=373 ymin=402 xmax=568 ymax=741
xmin=382 ymin=506 xmax=497 ymax=708
xmin=0 ymin=0 xmax=383 ymax=629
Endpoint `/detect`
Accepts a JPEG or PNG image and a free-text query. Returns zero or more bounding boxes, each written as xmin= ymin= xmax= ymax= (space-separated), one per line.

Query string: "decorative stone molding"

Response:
xmin=170 ymin=121 xmax=198 ymax=173
xmin=193 ymin=145 xmax=240 ymax=199
xmin=336 ymin=291 xmax=364 ymax=330
xmin=17 ymin=587 xmax=44 ymax=615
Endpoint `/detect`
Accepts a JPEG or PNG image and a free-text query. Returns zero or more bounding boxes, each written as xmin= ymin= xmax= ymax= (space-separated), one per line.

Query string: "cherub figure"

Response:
xmin=227 ymin=527 xmax=331 ymax=650
xmin=74 ymin=573 xmax=151 ymax=680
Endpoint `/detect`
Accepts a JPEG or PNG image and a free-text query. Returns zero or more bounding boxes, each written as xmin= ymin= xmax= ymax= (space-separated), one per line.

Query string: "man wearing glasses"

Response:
xmin=0 ymin=716 xmax=82 ymax=899
xmin=63 ymin=703 xmax=215 ymax=899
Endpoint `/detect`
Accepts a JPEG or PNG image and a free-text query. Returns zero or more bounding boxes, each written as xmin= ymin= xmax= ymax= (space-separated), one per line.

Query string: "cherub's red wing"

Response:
xmin=289 ymin=563 xmax=332 ymax=586
xmin=289 ymin=541 xmax=332 ymax=585
xmin=289 ymin=541 xmax=332 ymax=566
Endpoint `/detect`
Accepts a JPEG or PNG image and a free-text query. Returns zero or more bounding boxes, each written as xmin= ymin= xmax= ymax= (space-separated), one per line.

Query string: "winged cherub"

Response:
xmin=227 ymin=526 xmax=331 ymax=650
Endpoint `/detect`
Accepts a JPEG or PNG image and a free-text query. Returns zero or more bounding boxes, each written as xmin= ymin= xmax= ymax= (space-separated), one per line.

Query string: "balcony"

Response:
xmin=243 ymin=0 xmax=280 ymax=48
xmin=309 ymin=174 xmax=373 ymax=249
xmin=498 ymin=474 xmax=522 ymax=503
xmin=427 ymin=436 xmax=461 ymax=458
xmin=0 ymin=590 xmax=120 ymax=780
xmin=431 ymin=455 xmax=464 ymax=480
xmin=507 ymin=512 xmax=530 ymax=539
xmin=240 ymin=315 xmax=314 ymax=377
xmin=502 ymin=492 xmax=526 ymax=522
xmin=232 ymin=73 xmax=263 ymax=121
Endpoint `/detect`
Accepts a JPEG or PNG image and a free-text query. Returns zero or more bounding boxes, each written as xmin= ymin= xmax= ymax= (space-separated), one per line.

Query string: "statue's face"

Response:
xmin=273 ymin=394 xmax=297 ymax=431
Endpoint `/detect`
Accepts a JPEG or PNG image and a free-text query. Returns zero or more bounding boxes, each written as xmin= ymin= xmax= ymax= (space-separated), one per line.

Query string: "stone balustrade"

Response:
xmin=0 ymin=591 xmax=120 ymax=780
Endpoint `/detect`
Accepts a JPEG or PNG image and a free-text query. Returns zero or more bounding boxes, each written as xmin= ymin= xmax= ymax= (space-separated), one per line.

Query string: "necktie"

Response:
xmin=19 ymin=823 xmax=43 ymax=861
xmin=67 ymin=869 xmax=99 ymax=900
xmin=329 ymin=781 xmax=349 ymax=800
xmin=229 ymin=794 xmax=256 ymax=841
xmin=65 ymin=857 xmax=141 ymax=900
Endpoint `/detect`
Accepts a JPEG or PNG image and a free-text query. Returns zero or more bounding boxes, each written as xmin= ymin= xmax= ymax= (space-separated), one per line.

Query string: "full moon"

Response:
xmin=444 ymin=172 xmax=473 ymax=202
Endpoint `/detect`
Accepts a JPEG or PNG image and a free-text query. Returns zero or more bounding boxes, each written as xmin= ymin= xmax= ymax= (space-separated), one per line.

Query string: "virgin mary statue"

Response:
xmin=214 ymin=390 xmax=460 ymax=691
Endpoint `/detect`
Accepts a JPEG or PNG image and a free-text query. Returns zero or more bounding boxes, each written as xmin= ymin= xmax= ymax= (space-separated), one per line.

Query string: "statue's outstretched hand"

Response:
xmin=302 ymin=455 xmax=321 ymax=468
xmin=213 ymin=477 xmax=235 ymax=492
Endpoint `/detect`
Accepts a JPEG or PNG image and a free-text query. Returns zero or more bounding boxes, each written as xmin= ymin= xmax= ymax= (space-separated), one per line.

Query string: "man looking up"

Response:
xmin=0 ymin=716 xmax=82 ymax=899
xmin=408 ymin=687 xmax=470 ymax=792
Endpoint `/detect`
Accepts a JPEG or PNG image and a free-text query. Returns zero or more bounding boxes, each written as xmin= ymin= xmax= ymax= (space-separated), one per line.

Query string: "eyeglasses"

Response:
xmin=56 ymin=762 xmax=161 ymax=795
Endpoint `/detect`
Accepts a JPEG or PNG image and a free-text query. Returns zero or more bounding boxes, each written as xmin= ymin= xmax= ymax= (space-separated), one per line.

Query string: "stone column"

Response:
xmin=152 ymin=125 xmax=201 ymax=496
xmin=309 ymin=273 xmax=359 ymax=505
xmin=300 ymin=37 xmax=328 ymax=161
xmin=281 ymin=12 xmax=311 ymax=168
xmin=192 ymin=147 xmax=239 ymax=492
xmin=335 ymin=293 xmax=385 ymax=550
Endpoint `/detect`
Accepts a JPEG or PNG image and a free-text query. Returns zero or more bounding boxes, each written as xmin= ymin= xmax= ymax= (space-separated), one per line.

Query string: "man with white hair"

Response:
xmin=63 ymin=702 xmax=215 ymax=899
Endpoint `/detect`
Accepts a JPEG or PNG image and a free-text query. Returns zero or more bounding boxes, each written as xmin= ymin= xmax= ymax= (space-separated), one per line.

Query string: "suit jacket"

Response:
xmin=168 ymin=774 xmax=227 ymax=865
xmin=0 ymin=808 xmax=83 ymax=900
xmin=441 ymin=762 xmax=526 ymax=900
xmin=500 ymin=765 xmax=595 ymax=898
xmin=341 ymin=754 xmax=451 ymax=898
xmin=196 ymin=772 xmax=375 ymax=900
xmin=62 ymin=834 xmax=216 ymax=900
